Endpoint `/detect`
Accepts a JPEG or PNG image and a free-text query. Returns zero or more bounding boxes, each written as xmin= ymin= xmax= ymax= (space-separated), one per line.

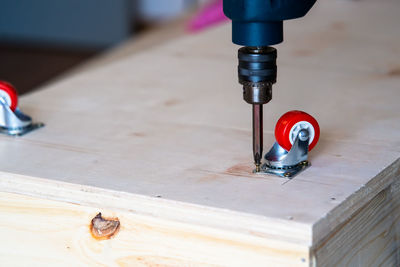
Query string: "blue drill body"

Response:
xmin=223 ymin=0 xmax=316 ymax=46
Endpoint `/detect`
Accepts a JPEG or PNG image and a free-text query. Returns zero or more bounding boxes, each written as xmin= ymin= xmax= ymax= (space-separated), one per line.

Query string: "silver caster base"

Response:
xmin=0 ymin=102 xmax=44 ymax=136
xmin=256 ymin=129 xmax=311 ymax=179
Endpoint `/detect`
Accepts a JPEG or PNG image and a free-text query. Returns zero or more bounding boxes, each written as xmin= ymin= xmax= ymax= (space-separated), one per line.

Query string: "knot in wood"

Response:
xmin=90 ymin=213 xmax=120 ymax=240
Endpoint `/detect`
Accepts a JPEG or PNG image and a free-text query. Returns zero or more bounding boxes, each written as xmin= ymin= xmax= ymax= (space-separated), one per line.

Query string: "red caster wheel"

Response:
xmin=275 ymin=110 xmax=320 ymax=152
xmin=0 ymin=81 xmax=18 ymax=111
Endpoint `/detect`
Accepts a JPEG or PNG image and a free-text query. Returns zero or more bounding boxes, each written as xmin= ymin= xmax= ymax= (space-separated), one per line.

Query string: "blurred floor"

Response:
xmin=0 ymin=44 xmax=98 ymax=95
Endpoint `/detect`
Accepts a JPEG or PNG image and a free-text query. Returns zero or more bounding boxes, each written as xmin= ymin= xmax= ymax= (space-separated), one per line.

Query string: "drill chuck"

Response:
xmin=242 ymin=82 xmax=272 ymax=105
xmin=238 ymin=47 xmax=277 ymax=84
xmin=238 ymin=46 xmax=277 ymax=105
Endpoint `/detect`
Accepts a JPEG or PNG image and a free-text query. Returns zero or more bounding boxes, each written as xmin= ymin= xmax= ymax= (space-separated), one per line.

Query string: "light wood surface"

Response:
xmin=1 ymin=0 xmax=399 ymax=265
xmin=0 ymin=191 xmax=309 ymax=266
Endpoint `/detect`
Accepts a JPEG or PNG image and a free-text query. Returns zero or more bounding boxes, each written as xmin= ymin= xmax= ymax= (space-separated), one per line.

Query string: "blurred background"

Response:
xmin=0 ymin=0 xmax=225 ymax=94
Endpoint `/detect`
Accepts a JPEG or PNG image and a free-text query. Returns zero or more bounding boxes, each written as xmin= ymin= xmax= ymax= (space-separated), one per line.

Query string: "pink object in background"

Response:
xmin=187 ymin=0 xmax=228 ymax=33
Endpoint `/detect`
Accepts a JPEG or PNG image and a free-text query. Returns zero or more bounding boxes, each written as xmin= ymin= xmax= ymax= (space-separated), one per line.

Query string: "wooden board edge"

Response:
xmin=0 ymin=191 xmax=311 ymax=266
xmin=309 ymin=172 xmax=400 ymax=266
xmin=0 ymin=171 xmax=312 ymax=247
xmin=312 ymin=158 xmax=400 ymax=245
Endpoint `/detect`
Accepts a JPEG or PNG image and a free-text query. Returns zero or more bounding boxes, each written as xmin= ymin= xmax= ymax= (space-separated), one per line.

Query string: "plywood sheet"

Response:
xmin=0 ymin=0 xmax=399 ymax=247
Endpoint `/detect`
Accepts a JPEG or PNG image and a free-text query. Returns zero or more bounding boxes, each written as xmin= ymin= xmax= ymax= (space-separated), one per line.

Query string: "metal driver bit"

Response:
xmin=253 ymin=104 xmax=263 ymax=172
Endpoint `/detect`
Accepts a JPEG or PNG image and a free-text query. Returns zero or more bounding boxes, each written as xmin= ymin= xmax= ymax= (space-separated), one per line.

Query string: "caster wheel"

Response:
xmin=275 ymin=110 xmax=320 ymax=152
xmin=0 ymin=81 xmax=18 ymax=111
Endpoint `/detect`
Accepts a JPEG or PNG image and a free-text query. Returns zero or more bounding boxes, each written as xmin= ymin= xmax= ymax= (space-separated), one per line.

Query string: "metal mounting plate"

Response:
xmin=0 ymin=122 xmax=44 ymax=136
xmin=258 ymin=161 xmax=310 ymax=179
xmin=255 ymin=129 xmax=311 ymax=179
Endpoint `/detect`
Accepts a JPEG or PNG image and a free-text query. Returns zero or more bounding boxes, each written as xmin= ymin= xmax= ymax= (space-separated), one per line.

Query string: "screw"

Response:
xmin=298 ymin=129 xmax=309 ymax=141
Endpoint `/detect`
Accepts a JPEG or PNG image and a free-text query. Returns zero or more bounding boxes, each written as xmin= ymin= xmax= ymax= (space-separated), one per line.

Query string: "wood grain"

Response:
xmin=0 ymin=191 xmax=309 ymax=266
xmin=312 ymin=178 xmax=400 ymax=266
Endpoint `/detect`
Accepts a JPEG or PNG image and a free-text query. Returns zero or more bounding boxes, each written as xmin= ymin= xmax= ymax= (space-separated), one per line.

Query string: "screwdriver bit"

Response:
xmin=253 ymin=104 xmax=263 ymax=172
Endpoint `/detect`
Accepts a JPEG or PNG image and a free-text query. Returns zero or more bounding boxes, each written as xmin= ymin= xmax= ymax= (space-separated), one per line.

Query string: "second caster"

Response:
xmin=0 ymin=81 xmax=44 ymax=136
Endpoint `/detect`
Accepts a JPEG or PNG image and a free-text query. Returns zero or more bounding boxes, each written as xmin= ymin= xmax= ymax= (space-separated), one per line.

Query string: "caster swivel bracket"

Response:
xmin=258 ymin=129 xmax=311 ymax=179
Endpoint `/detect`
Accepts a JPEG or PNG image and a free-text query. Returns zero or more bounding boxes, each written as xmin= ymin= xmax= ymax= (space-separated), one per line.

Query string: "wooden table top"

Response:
xmin=1 ymin=0 xmax=399 ymax=246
